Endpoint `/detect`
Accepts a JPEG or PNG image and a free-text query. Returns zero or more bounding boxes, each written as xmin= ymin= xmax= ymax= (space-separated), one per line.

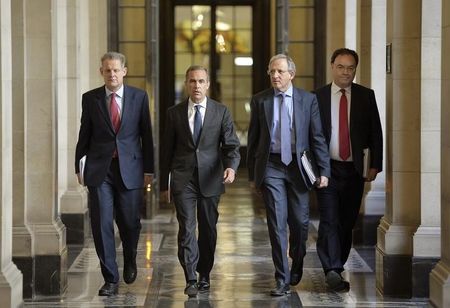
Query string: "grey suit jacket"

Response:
xmin=314 ymin=83 xmax=383 ymax=176
xmin=247 ymin=87 xmax=330 ymax=188
xmin=160 ymin=98 xmax=240 ymax=197
xmin=75 ymin=85 xmax=154 ymax=189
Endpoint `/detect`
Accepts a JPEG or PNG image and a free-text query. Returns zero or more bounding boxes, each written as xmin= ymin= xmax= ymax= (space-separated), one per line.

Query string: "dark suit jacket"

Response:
xmin=247 ymin=87 xmax=330 ymax=188
xmin=160 ymin=98 xmax=240 ymax=197
xmin=75 ymin=85 xmax=154 ymax=189
xmin=314 ymin=83 xmax=383 ymax=175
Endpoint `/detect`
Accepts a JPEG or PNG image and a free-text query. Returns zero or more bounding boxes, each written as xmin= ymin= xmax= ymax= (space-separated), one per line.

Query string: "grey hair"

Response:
xmin=101 ymin=51 xmax=126 ymax=68
xmin=267 ymin=54 xmax=296 ymax=74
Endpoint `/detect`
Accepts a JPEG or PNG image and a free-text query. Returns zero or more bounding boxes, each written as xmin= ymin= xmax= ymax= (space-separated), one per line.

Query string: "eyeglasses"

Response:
xmin=267 ymin=69 xmax=290 ymax=76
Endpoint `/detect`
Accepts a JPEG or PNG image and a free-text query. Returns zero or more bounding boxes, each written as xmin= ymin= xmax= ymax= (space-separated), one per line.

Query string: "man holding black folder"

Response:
xmin=314 ymin=48 xmax=383 ymax=292
xmin=247 ymin=54 xmax=330 ymax=296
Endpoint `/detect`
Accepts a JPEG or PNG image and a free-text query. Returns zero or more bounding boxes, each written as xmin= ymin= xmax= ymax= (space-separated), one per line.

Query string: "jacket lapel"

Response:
xmin=180 ymin=100 xmax=194 ymax=145
xmin=95 ymin=87 xmax=114 ymax=133
xmin=197 ymin=99 xmax=215 ymax=145
xmin=349 ymin=83 xmax=358 ymax=133
xmin=263 ymin=90 xmax=274 ymax=136
xmin=293 ymin=88 xmax=304 ymax=147
xmin=322 ymin=84 xmax=333 ymax=143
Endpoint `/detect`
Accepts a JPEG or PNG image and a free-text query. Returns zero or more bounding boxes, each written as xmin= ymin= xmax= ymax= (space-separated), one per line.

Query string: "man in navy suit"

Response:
xmin=75 ymin=52 xmax=154 ymax=296
xmin=314 ymin=48 xmax=383 ymax=292
xmin=247 ymin=54 xmax=330 ymax=296
xmin=160 ymin=65 xmax=240 ymax=297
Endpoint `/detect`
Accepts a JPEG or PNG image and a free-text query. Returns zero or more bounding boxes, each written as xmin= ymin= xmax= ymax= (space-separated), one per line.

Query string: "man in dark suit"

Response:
xmin=314 ymin=48 xmax=383 ymax=292
xmin=247 ymin=54 xmax=330 ymax=296
xmin=75 ymin=52 xmax=154 ymax=296
xmin=160 ymin=65 xmax=240 ymax=297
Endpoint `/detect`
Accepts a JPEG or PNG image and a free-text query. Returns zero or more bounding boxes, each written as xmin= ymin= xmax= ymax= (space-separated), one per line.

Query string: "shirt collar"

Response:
xmin=331 ymin=82 xmax=351 ymax=95
xmin=105 ymin=84 xmax=124 ymax=98
xmin=274 ymin=85 xmax=293 ymax=98
xmin=189 ymin=96 xmax=208 ymax=109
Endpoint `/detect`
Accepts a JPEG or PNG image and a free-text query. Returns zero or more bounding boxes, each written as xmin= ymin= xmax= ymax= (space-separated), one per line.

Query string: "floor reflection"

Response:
xmin=25 ymin=176 xmax=429 ymax=307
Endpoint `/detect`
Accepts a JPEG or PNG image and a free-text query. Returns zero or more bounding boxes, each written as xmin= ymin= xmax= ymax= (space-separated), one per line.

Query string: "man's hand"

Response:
xmin=317 ymin=176 xmax=329 ymax=188
xmin=223 ymin=168 xmax=236 ymax=184
xmin=365 ymin=168 xmax=378 ymax=182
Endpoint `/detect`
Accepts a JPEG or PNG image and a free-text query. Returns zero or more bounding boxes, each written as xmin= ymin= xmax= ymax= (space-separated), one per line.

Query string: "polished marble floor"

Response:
xmin=24 ymin=177 xmax=431 ymax=307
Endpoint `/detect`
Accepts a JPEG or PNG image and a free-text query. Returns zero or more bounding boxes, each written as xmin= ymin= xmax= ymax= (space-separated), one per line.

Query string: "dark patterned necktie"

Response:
xmin=193 ymin=105 xmax=202 ymax=145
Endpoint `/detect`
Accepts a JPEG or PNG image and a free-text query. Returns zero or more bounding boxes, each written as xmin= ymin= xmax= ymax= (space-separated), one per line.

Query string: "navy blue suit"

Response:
xmin=247 ymin=87 xmax=330 ymax=284
xmin=75 ymin=85 xmax=154 ymax=283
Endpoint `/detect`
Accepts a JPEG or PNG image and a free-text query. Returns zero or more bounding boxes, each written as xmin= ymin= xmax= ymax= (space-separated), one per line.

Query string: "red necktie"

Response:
xmin=110 ymin=93 xmax=121 ymax=133
xmin=110 ymin=93 xmax=120 ymax=158
xmin=339 ymin=89 xmax=350 ymax=160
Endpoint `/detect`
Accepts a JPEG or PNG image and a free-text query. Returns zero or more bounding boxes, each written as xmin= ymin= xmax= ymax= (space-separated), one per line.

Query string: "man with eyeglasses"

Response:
xmin=314 ymin=48 xmax=383 ymax=292
xmin=247 ymin=54 xmax=330 ymax=296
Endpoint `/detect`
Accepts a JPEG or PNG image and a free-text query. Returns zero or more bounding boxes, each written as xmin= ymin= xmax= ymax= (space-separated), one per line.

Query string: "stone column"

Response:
xmin=356 ymin=0 xmax=387 ymax=245
xmin=376 ymin=0 xmax=421 ymax=297
xmin=11 ymin=0 xmax=34 ymax=299
xmin=411 ymin=0 xmax=442 ymax=298
xmin=345 ymin=0 xmax=360 ymax=52
xmin=0 ymin=0 xmax=24 ymax=306
xmin=326 ymin=0 xmax=345 ymax=82
xmin=58 ymin=0 xmax=90 ymax=246
xmin=24 ymin=0 xmax=67 ymax=296
xmin=429 ymin=0 xmax=450 ymax=306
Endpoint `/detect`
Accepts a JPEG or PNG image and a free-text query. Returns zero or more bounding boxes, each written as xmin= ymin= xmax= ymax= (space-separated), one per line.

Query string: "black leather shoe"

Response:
xmin=198 ymin=276 xmax=210 ymax=292
xmin=184 ymin=281 xmax=198 ymax=297
xmin=290 ymin=261 xmax=303 ymax=286
xmin=290 ymin=271 xmax=303 ymax=286
xmin=123 ymin=262 xmax=137 ymax=284
xmin=270 ymin=280 xmax=291 ymax=296
xmin=326 ymin=270 xmax=350 ymax=292
xmin=98 ymin=282 xmax=119 ymax=296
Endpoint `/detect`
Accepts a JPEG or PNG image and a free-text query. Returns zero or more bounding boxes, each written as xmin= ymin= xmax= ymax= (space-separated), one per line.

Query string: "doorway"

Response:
xmin=160 ymin=0 xmax=270 ymax=165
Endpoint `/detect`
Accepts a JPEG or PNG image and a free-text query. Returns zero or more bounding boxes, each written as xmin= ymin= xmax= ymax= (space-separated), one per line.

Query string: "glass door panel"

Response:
xmin=174 ymin=4 xmax=253 ymax=146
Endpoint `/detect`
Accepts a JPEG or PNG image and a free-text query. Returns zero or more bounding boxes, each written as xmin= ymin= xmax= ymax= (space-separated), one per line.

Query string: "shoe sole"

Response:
xmin=270 ymin=290 xmax=291 ymax=296
xmin=184 ymin=288 xmax=198 ymax=297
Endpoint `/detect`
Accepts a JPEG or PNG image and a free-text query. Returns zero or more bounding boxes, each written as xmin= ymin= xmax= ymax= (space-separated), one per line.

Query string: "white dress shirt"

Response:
xmin=188 ymin=97 xmax=207 ymax=136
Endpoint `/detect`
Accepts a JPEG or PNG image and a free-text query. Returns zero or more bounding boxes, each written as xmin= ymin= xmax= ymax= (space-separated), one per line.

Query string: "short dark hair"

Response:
xmin=330 ymin=48 xmax=359 ymax=67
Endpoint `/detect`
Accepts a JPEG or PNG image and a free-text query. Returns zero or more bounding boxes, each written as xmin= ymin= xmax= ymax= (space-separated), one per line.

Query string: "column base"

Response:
xmin=0 ymin=262 xmax=23 ymax=308
xmin=34 ymin=247 xmax=68 ymax=296
xmin=412 ymin=256 xmax=439 ymax=298
xmin=430 ymin=261 xmax=450 ymax=308
xmin=12 ymin=256 xmax=33 ymax=298
xmin=353 ymin=214 xmax=382 ymax=245
xmin=376 ymin=245 xmax=412 ymax=297
xmin=61 ymin=210 xmax=89 ymax=245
